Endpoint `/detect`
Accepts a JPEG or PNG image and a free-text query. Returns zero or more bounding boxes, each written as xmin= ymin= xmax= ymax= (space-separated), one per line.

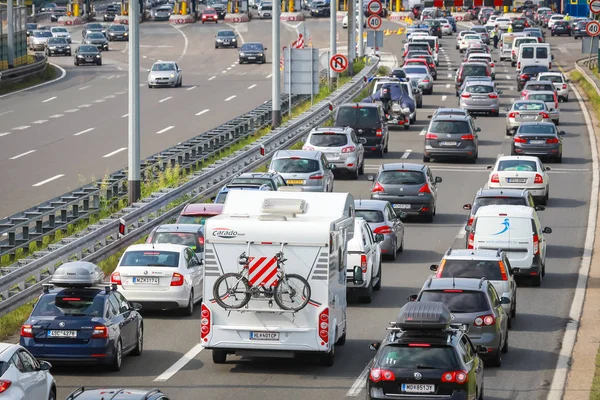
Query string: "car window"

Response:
xmin=526 ymin=83 xmax=554 ymax=91
xmin=120 ymin=250 xmax=180 ymax=267
xmin=241 ymin=43 xmax=263 ymax=51
xmin=466 ymin=85 xmax=493 ymax=94
xmin=378 ymin=170 xmax=425 ymax=185
xmin=365 ymin=225 xmax=375 ymax=245
xmin=385 ymin=205 xmax=396 ymax=221
xmin=309 ymin=133 xmax=348 ymax=147
xmin=18 ymin=350 xmax=39 ymax=373
xmin=231 ymin=178 xmax=276 ymax=190
xmin=523 ymin=65 xmax=549 ymax=73
xmin=521 ymin=47 xmax=534 ymax=59
xmin=419 ymin=290 xmax=490 ymax=313
xmin=513 ymin=101 xmax=546 ymax=111
xmin=32 ymin=292 xmax=104 ymax=317
xmin=355 ymin=209 xmax=384 ymax=223
xmin=529 ymin=93 xmax=554 ymax=102
xmin=540 ymin=75 xmax=563 ymax=83
xmin=429 ymin=120 xmax=470 ymax=134
xmin=462 ymin=65 xmax=488 ymax=76
xmin=487 ymin=285 xmax=501 ymax=307
xmin=350 ymin=131 xmax=359 ymax=143
xmin=10 ymin=352 xmax=24 ymax=373
xmin=108 ymin=294 xmax=120 ymax=317
xmin=152 ymin=63 xmax=175 ymax=71
xmin=378 ymin=345 xmax=460 ymax=369
xmin=151 ymin=232 xmax=199 ymax=249
xmin=114 ymin=291 xmax=131 ymax=313
xmin=518 ymin=124 xmax=556 ymax=135
xmin=271 ymin=158 xmax=320 ymax=173
xmin=497 ymin=160 xmax=537 ymax=171
xmin=472 ymin=196 xmax=528 ymax=214
xmin=460 ymin=335 xmax=475 ymax=360
xmin=439 ymin=259 xmax=504 ymax=281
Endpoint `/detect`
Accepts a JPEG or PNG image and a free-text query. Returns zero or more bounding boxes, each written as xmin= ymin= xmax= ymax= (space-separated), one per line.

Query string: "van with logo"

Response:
xmin=516 ymin=43 xmax=552 ymax=73
xmin=467 ymin=205 xmax=552 ymax=286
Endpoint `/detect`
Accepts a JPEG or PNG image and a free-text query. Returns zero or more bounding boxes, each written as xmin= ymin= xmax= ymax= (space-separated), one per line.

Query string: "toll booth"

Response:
xmin=562 ymin=0 xmax=589 ymax=16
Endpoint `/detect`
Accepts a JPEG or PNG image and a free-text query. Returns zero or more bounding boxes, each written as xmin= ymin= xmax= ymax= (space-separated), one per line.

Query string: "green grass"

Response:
xmin=0 ymin=63 xmax=58 ymax=96
xmin=590 ymin=347 xmax=600 ymax=400
xmin=0 ymin=301 xmax=36 ymax=341
xmin=570 ymin=70 xmax=600 ymax=125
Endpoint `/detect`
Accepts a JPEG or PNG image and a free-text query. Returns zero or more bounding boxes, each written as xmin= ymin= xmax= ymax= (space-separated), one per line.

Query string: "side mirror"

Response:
xmin=369 ymin=342 xmax=381 ymax=351
xmin=329 ymin=163 xmax=336 ymax=170
xmin=545 ymin=166 xmax=551 ymax=171
xmin=353 ymin=266 xmax=364 ymax=285
xmin=39 ymin=361 xmax=52 ymax=371
xmin=486 ymin=165 xmax=493 ymax=170
xmin=427 ymin=115 xmax=432 ymax=119
xmin=552 ymin=54 xmax=555 ymax=60
xmin=367 ymin=175 xmax=375 ymax=181
xmin=559 ymin=130 xmax=566 ymax=135
xmin=542 ymin=227 xmax=552 ymax=234
xmin=435 ymin=176 xmax=442 ymax=183
xmin=375 ymin=233 xmax=385 ymax=243
xmin=476 ymin=127 xmax=481 ymax=132
xmin=535 ymin=205 xmax=546 ymax=211
xmin=463 ymin=203 xmax=472 ymax=210
xmin=476 ymin=345 xmax=489 ymax=354
xmin=132 ymin=302 xmax=143 ymax=311
xmin=500 ymin=296 xmax=511 ymax=305
xmin=407 ymin=294 xmax=418 ymax=302
xmin=430 ymin=264 xmax=438 ymax=271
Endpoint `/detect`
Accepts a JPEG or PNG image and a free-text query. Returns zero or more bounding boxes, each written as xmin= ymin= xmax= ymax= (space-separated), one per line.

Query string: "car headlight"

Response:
xmin=109 ymin=32 xmax=115 ymax=35
xmin=232 ymin=38 xmax=236 ymax=41
xmin=259 ymin=53 xmax=264 ymax=57
xmin=96 ymin=54 xmax=101 ymax=58
xmin=217 ymin=38 xmax=223 ymax=42
xmin=49 ymin=46 xmax=56 ymax=49
xmin=240 ymin=52 xmax=245 ymax=56
xmin=124 ymin=32 xmax=128 ymax=36
xmin=66 ymin=46 xmax=71 ymax=49
xmin=402 ymin=107 xmax=410 ymax=114
xmin=170 ymin=74 xmax=175 ymax=78
xmin=77 ymin=55 xmax=84 ymax=58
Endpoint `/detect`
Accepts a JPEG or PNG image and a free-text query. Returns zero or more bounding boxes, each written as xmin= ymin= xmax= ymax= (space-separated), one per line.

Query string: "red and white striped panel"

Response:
xmin=248 ymin=256 xmax=279 ymax=287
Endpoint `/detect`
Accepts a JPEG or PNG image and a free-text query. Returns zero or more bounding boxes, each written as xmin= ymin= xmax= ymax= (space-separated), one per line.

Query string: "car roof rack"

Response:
xmin=49 ymin=261 xmax=105 ymax=288
xmin=390 ymin=302 xmax=453 ymax=332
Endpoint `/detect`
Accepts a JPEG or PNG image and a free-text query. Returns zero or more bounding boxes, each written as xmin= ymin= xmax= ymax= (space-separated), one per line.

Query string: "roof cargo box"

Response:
xmin=50 ymin=261 xmax=105 ymax=288
xmin=396 ymin=301 xmax=451 ymax=331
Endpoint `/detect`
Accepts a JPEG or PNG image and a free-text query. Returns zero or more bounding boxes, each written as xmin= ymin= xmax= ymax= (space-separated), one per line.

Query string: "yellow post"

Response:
xmin=289 ymin=0 xmax=294 ymax=12
xmin=73 ymin=2 xmax=79 ymax=16
xmin=395 ymin=0 xmax=399 ymax=11
xmin=504 ymin=5 xmax=508 ymax=12
xmin=344 ymin=0 xmax=347 ymax=11
xmin=227 ymin=1 xmax=231 ymax=13
xmin=181 ymin=1 xmax=186 ymax=14
xmin=281 ymin=0 xmax=285 ymax=11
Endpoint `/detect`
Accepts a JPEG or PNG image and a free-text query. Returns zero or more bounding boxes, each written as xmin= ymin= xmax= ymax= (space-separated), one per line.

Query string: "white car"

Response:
xmin=485 ymin=14 xmax=499 ymax=26
xmin=547 ymin=14 xmax=564 ymax=29
xmin=438 ymin=18 xmax=453 ymax=35
xmin=495 ymin=17 xmax=512 ymax=28
xmin=459 ymin=34 xmax=482 ymax=52
xmin=342 ymin=12 xmax=365 ymax=29
xmin=456 ymin=30 xmax=476 ymax=49
xmin=486 ymin=155 xmax=551 ymax=205
xmin=0 ymin=343 xmax=56 ymax=399
xmin=147 ymin=60 xmax=182 ymax=88
xmin=49 ymin=26 xmax=71 ymax=43
xmin=111 ymin=243 xmax=203 ymax=315
xmin=345 ymin=218 xmax=383 ymax=304
xmin=537 ymin=72 xmax=569 ymax=102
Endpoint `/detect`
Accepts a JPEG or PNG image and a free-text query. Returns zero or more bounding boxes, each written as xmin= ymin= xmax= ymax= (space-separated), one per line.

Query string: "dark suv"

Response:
xmin=368 ymin=163 xmax=442 ymax=222
xmin=423 ymin=115 xmax=479 ymax=163
xmin=366 ymin=301 xmax=485 ymax=400
xmin=511 ymin=17 xmax=528 ymax=32
xmin=334 ymin=103 xmax=389 ymax=157
xmin=455 ymin=62 xmax=491 ymax=91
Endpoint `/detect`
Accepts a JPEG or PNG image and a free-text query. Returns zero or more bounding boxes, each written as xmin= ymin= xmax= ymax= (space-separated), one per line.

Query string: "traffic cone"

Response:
xmin=396 ymin=28 xmax=402 ymax=34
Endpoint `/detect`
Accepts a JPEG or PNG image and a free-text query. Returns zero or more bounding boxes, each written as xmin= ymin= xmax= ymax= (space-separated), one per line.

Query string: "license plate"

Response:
xmin=393 ymin=204 xmax=411 ymax=209
xmin=327 ymin=155 xmax=340 ymax=160
xmin=48 ymin=330 xmax=77 ymax=338
xmin=440 ymin=141 xmax=457 ymax=146
xmin=248 ymin=56 xmax=256 ymax=59
xmin=522 ymin=115 xmax=536 ymax=119
xmin=250 ymin=331 xmax=279 ymax=340
xmin=287 ymin=180 xmax=305 ymax=185
xmin=401 ymin=384 xmax=435 ymax=393
xmin=508 ymin=178 xmax=527 ymax=183
xmin=530 ymin=140 xmax=546 ymax=144
xmin=133 ymin=277 xmax=159 ymax=284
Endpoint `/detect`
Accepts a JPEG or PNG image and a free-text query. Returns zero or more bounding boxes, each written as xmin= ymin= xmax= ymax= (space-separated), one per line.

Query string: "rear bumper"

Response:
xmin=117 ymin=286 xmax=189 ymax=308
xmin=21 ymin=339 xmax=115 ymax=364
xmin=424 ymin=145 xmax=477 ymax=159
xmin=487 ymin=183 xmax=546 ymax=197
xmin=367 ymin=386 xmax=469 ymax=400
xmin=371 ymin=194 xmax=434 ymax=216
xmin=511 ymin=254 xmax=542 ymax=276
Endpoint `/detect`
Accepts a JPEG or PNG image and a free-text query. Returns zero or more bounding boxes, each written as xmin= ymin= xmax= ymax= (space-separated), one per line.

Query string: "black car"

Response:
xmin=74 ymin=45 xmax=102 ymax=66
xmin=425 ymin=19 xmax=442 ymax=38
xmin=310 ymin=2 xmax=330 ymax=17
xmin=50 ymin=6 xmax=66 ymax=21
xmin=104 ymin=5 xmax=121 ymax=21
xmin=212 ymin=3 xmax=227 ymax=19
xmin=84 ymin=32 xmax=110 ymax=51
xmin=511 ymin=17 xmax=528 ymax=32
xmin=82 ymin=23 xmax=106 ymax=38
xmin=66 ymin=388 xmax=170 ymax=400
xmin=107 ymin=24 xmax=128 ymax=41
xmin=573 ymin=21 xmax=589 ymax=38
xmin=215 ymin=29 xmax=238 ymax=48
xmin=26 ymin=23 xmax=38 ymax=37
xmin=390 ymin=68 xmax=407 ymax=80
xmin=551 ymin=20 xmax=571 ymax=36
xmin=46 ymin=37 xmax=71 ymax=56
xmin=334 ymin=103 xmax=389 ymax=157
xmin=238 ymin=42 xmax=266 ymax=64
xmin=366 ymin=302 xmax=485 ymax=400
xmin=516 ymin=65 xmax=549 ymax=91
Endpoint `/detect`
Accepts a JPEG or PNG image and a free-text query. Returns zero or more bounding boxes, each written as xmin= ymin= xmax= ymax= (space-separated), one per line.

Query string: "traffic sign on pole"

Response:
xmin=591 ymin=0 xmax=600 ymax=14
xmin=330 ymin=53 xmax=349 ymax=73
xmin=367 ymin=0 xmax=382 ymax=14
xmin=586 ymin=20 xmax=600 ymax=36
xmin=367 ymin=14 xmax=382 ymax=30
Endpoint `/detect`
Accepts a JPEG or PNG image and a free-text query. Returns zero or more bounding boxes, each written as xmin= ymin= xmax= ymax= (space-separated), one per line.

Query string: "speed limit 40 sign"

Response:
xmin=367 ymin=15 xmax=382 ymax=30
xmin=586 ymin=20 xmax=600 ymax=36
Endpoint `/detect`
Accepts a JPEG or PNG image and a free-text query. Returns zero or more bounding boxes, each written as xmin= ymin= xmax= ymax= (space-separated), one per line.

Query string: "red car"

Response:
xmin=202 ymin=8 xmax=218 ymax=23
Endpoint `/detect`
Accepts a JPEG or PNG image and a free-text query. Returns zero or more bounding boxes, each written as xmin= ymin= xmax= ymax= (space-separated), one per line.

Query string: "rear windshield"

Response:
xmin=355 ymin=210 xmax=384 ymax=223
xmin=272 ymin=158 xmax=320 ymax=173
xmin=231 ymin=178 xmax=276 ymax=190
xmin=464 ymin=35 xmax=480 ymax=40
xmin=419 ymin=290 xmax=489 ymax=313
xmin=539 ymin=75 xmax=562 ymax=83
xmin=151 ymin=232 xmax=201 ymax=251
xmin=120 ymin=250 xmax=180 ymax=267
xmin=462 ymin=65 xmax=487 ymax=76
xmin=309 ymin=133 xmax=348 ymax=147
xmin=525 ymin=83 xmax=553 ymax=91
xmin=466 ymin=85 xmax=493 ymax=94
xmin=377 ymin=345 xmax=459 ymax=369
xmin=514 ymin=39 xmax=538 ymax=47
xmin=429 ymin=121 xmax=470 ymax=134
xmin=521 ymin=47 xmax=534 ymax=58
xmin=518 ymin=124 xmax=556 ymax=134
xmin=32 ymin=292 xmax=104 ymax=317
xmin=497 ymin=160 xmax=537 ymax=171
xmin=472 ymin=196 xmax=528 ymax=214
xmin=378 ymin=171 xmax=425 ymax=185
xmin=513 ymin=101 xmax=546 ymax=111
xmin=391 ymin=69 xmax=407 ymax=79
xmin=403 ymin=67 xmax=428 ymax=75
xmin=335 ymin=107 xmax=379 ymax=127
xmin=439 ymin=259 xmax=504 ymax=281
xmin=177 ymin=215 xmax=213 ymax=225
xmin=529 ymin=93 xmax=554 ymax=102
xmin=413 ymin=39 xmax=435 ymax=49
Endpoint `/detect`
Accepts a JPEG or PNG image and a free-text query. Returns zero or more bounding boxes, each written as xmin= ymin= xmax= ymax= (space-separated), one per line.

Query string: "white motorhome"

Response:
xmin=201 ymin=190 xmax=358 ymax=366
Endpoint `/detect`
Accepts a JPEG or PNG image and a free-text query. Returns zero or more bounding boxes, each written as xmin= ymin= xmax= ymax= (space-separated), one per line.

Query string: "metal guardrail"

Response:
xmin=575 ymin=56 xmax=600 ymax=96
xmin=0 ymin=54 xmax=47 ymax=84
xmin=579 ymin=56 xmax=599 ymax=75
xmin=0 ymin=61 xmax=377 ymax=316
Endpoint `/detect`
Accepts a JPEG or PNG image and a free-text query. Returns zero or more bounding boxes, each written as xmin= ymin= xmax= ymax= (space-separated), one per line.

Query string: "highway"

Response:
xmin=0 ymin=17 xmax=331 ymax=218
xmin=36 ymin=16 xmax=594 ymax=400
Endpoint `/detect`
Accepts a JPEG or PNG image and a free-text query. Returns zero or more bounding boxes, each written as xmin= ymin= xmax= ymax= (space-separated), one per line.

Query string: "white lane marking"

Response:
xmin=510 ymin=86 xmax=515 ymax=91
xmin=446 ymin=84 xmax=451 ymax=88
xmin=420 ymin=129 xmax=426 ymax=136
xmin=10 ymin=150 xmax=36 ymax=160
xmin=116 ymin=90 xmax=127 ymax=95
xmin=171 ymin=24 xmax=189 ymax=61
xmin=32 ymin=174 xmax=65 ymax=187
xmin=222 ymin=70 xmax=227 ymax=73
xmin=248 ymin=84 xmax=257 ymax=89
xmin=224 ymin=95 xmax=236 ymax=102
xmin=33 ymin=120 xmax=48 ymax=124
xmin=227 ymin=67 xmax=232 ymax=70
xmin=505 ymin=75 xmax=511 ymax=80
xmin=42 ymin=96 xmax=57 ymax=103
xmin=122 ymin=113 xmax=129 ymax=118
xmin=73 ymin=128 xmax=95 ymax=136
xmin=79 ymin=104 xmax=92 ymax=108
xmin=12 ymin=125 xmax=30 ymax=130
xmin=159 ymin=97 xmax=172 ymax=103
xmin=156 ymin=126 xmax=175 ymax=134
xmin=196 ymin=109 xmax=210 ymax=116
xmin=401 ymin=150 xmax=412 ymax=159
xmin=187 ymin=86 xmax=197 ymax=91
xmin=139 ymin=83 xmax=145 ymax=87
xmin=547 ymin=71 xmax=599 ymax=400
xmin=49 ymin=114 xmax=63 ymax=118
xmin=447 ymin=73 xmax=452 ymax=78
xmin=0 ymin=132 xmax=11 ymax=137
xmin=266 ymin=73 xmax=273 ymax=78
xmin=93 ymin=99 xmax=105 ymax=103
xmin=0 ymin=110 xmax=14 ymax=116
xmin=154 ymin=343 xmax=203 ymax=382
xmin=64 ymin=108 xmax=79 ymax=113
xmin=231 ymin=63 xmax=236 ymax=67
xmin=104 ymin=95 xmax=116 ymax=99
xmin=122 ymin=43 xmax=129 ymax=53
xmin=103 ymin=147 xmax=127 ymax=158
xmin=346 ymin=364 xmax=370 ymax=396
xmin=79 ymin=85 xmax=91 ymax=90
xmin=559 ymin=47 xmax=568 ymax=54
xmin=208 ymin=75 xmax=216 ymax=81
xmin=0 ymin=63 xmax=66 ymax=100
xmin=107 ymin=75 xmax=115 ymax=79
xmin=441 ymin=95 xmax=447 ymax=101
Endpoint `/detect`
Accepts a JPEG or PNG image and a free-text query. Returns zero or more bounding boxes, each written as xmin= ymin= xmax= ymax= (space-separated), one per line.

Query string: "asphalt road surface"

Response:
xmin=35 ymin=17 xmax=593 ymax=400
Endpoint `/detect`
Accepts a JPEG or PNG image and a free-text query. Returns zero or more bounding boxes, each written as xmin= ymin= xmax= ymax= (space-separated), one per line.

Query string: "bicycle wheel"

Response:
xmin=274 ymin=274 xmax=311 ymax=312
xmin=213 ymin=273 xmax=251 ymax=309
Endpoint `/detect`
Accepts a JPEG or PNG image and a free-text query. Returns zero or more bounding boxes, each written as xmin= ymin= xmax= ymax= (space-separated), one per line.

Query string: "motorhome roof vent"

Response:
xmin=258 ymin=214 xmax=288 ymax=221
xmin=261 ymin=198 xmax=307 ymax=216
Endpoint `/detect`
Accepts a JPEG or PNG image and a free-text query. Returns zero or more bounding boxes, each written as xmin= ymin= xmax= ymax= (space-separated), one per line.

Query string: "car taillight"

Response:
xmin=0 ymin=381 xmax=11 ymax=394
xmin=499 ymin=261 xmax=508 ymax=281
xmin=91 ymin=325 xmax=108 ymax=339
xmin=372 ymin=182 xmax=385 ymax=193
xmin=110 ymin=271 xmax=122 ymax=285
xmin=533 ymin=234 xmax=540 ymax=254
xmin=508 ymin=112 xmax=519 ymax=118
xmin=538 ymin=37 xmax=543 ymax=42
xmin=517 ymin=62 xmax=521 ymax=69
xmin=370 ymin=368 xmax=396 ymax=382
xmin=520 ymin=74 xmax=528 ymax=80
xmin=422 ymin=79 xmax=430 ymax=83
xmin=554 ymin=94 xmax=558 ymax=109
xmin=514 ymin=137 xmax=527 ymax=143
xmin=425 ymin=133 xmax=438 ymax=139
xmin=20 ymin=324 xmax=33 ymax=338
xmin=419 ymin=183 xmax=431 ymax=194
xmin=373 ymin=225 xmax=393 ymax=234
xmin=490 ymin=62 xmax=495 ymax=67
xmin=539 ymin=112 xmax=550 ymax=119
xmin=488 ymin=93 xmax=498 ymax=99
xmin=341 ymin=146 xmax=356 ymax=153
xmin=562 ymin=83 xmax=567 ymax=89
xmin=430 ymin=63 xmax=435 ymax=69
xmin=512 ymin=50 xmax=516 ymax=56
xmin=302 ymin=145 xmax=315 ymax=150
xmin=491 ymin=173 xmax=499 ymax=183
xmin=360 ymin=254 xmax=367 ymax=272
xmin=467 ymin=232 xmax=475 ymax=249
xmin=375 ymin=128 xmax=383 ymax=137
xmin=546 ymin=137 xmax=559 ymax=144
xmin=534 ymin=173 xmax=543 ymax=184
xmin=467 ymin=216 xmax=474 ymax=227
xmin=309 ymin=173 xmax=323 ymax=180
xmin=171 ymin=272 xmax=184 ymax=286
xmin=201 ymin=303 xmax=211 ymax=340
xmin=319 ymin=308 xmax=329 ymax=344
xmin=474 ymin=314 xmax=496 ymax=326
xmin=461 ymin=134 xmax=475 ymax=141
xmin=461 ymin=93 xmax=471 ymax=98
xmin=442 ymin=370 xmax=468 ymax=383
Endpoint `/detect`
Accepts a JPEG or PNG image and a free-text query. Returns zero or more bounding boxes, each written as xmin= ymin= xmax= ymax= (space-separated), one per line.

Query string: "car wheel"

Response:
xmin=373 ymin=264 xmax=382 ymax=291
xmin=215 ymin=44 xmax=218 ymax=48
xmin=389 ymin=241 xmax=397 ymax=261
xmin=378 ymin=147 xmax=384 ymax=158
xmin=212 ymin=349 xmax=227 ymax=364
xmin=148 ymin=83 xmax=153 ymax=88
xmin=490 ymin=347 xmax=502 ymax=367
xmin=423 ymin=154 xmax=430 ymax=162
xmin=320 ymin=343 xmax=335 ymax=367
xmin=358 ymin=160 xmax=364 ymax=175
xmin=350 ymin=166 xmax=359 ymax=180
xmin=184 ymin=291 xmax=194 ymax=316
xmin=48 ymin=388 xmax=56 ymax=400
xmin=359 ymin=280 xmax=373 ymax=303
xmin=541 ymin=188 xmax=549 ymax=206
xmin=556 ymin=153 xmax=563 ymax=163
xmin=110 ymin=339 xmax=123 ymax=371
xmin=398 ymin=236 xmax=404 ymax=253
xmin=555 ymin=119 xmax=560 ymax=126
xmin=511 ymin=300 xmax=516 ymax=318
xmin=417 ymin=101 xmax=422 ymax=108
xmin=132 ymin=324 xmax=143 ymax=356
xmin=67 ymin=52 xmax=71 ymax=56
xmin=511 ymin=61 xmax=516 ymax=67
xmin=501 ymin=331 xmax=509 ymax=353
xmin=542 ymin=263 xmax=546 ymax=277
xmin=335 ymin=326 xmax=346 ymax=345
xmin=532 ymin=272 xmax=542 ymax=287
xmin=97 ymin=61 xmax=102 ymax=66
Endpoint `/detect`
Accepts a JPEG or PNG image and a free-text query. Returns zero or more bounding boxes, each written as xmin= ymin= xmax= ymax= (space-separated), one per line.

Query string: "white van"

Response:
xmin=257 ymin=1 xmax=272 ymax=18
xmin=499 ymin=32 xmax=528 ymax=62
xmin=510 ymin=36 xmax=539 ymax=67
xmin=516 ymin=43 xmax=552 ymax=72
xmin=468 ymin=205 xmax=552 ymax=286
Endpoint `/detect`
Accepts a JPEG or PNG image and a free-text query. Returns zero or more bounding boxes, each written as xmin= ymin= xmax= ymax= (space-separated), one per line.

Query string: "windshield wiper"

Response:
xmin=63 ymin=313 xmax=88 ymax=316
xmin=415 ymin=364 xmax=438 ymax=369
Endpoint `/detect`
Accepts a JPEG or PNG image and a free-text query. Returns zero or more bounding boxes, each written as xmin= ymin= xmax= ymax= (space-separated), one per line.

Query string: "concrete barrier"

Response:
xmin=169 ymin=14 xmax=195 ymax=23
xmin=337 ymin=11 xmax=347 ymax=22
xmin=113 ymin=15 xmax=143 ymax=24
xmin=279 ymin=12 xmax=304 ymax=21
xmin=224 ymin=13 xmax=250 ymax=23
xmin=58 ymin=16 xmax=84 ymax=26
xmin=389 ymin=12 xmax=410 ymax=22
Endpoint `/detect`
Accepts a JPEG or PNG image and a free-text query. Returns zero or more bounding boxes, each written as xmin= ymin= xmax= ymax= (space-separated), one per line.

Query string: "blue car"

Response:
xmin=446 ymin=16 xmax=457 ymax=32
xmin=213 ymin=182 xmax=272 ymax=204
xmin=20 ymin=261 xmax=144 ymax=371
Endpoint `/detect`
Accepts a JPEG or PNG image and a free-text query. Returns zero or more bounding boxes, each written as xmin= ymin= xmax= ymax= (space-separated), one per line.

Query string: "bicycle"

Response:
xmin=212 ymin=244 xmax=311 ymax=312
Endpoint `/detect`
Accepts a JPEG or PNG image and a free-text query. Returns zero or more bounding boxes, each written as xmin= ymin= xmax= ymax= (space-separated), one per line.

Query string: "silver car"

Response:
xmin=268 ymin=150 xmax=335 ymax=192
xmin=403 ymin=65 xmax=434 ymax=94
xmin=537 ymin=72 xmax=569 ymax=102
xmin=154 ymin=5 xmax=172 ymax=20
xmin=505 ymin=100 xmax=552 ymax=135
xmin=521 ymin=90 xmax=560 ymax=125
xmin=354 ymin=199 xmax=405 ymax=260
xmin=50 ymin=27 xmax=71 ymax=43
xmin=302 ymin=127 xmax=366 ymax=179
xmin=29 ymin=30 xmax=53 ymax=51
xmin=458 ymin=80 xmax=502 ymax=116
xmin=148 ymin=61 xmax=182 ymax=88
